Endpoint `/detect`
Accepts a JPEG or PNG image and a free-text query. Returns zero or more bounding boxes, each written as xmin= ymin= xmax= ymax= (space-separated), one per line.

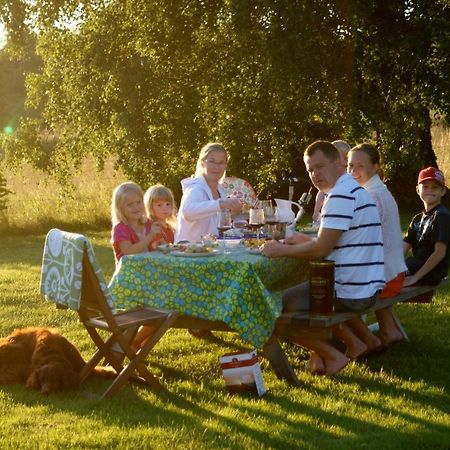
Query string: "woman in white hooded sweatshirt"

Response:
xmin=175 ymin=143 xmax=242 ymax=243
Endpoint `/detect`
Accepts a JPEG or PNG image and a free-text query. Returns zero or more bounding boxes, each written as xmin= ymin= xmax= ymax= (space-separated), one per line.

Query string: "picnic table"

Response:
xmin=108 ymin=249 xmax=307 ymax=348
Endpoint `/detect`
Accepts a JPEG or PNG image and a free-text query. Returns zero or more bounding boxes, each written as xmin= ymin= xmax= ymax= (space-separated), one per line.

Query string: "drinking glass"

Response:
xmin=233 ymin=217 xmax=248 ymax=230
xmin=261 ymin=200 xmax=276 ymax=237
xmin=267 ymin=206 xmax=281 ymax=240
xmin=217 ymin=210 xmax=232 ymax=254
xmin=249 ymin=206 xmax=265 ymax=245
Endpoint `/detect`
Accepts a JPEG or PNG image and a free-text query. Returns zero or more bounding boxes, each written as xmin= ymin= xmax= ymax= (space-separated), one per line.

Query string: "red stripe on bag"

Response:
xmin=220 ymin=356 xmax=258 ymax=369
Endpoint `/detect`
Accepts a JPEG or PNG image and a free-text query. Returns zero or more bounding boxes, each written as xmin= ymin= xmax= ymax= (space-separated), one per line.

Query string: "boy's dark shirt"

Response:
xmin=404 ymin=204 xmax=450 ymax=282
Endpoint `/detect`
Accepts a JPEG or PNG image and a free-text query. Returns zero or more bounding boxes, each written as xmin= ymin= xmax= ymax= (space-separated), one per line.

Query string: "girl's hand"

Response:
xmin=221 ymin=198 xmax=242 ymax=214
xmin=148 ymin=222 xmax=163 ymax=239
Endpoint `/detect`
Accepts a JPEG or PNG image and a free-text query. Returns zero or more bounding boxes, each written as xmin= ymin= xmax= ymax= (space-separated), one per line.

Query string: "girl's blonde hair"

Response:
xmin=144 ymin=184 xmax=177 ymax=228
xmin=111 ymin=182 xmax=145 ymax=226
xmin=194 ymin=142 xmax=228 ymax=178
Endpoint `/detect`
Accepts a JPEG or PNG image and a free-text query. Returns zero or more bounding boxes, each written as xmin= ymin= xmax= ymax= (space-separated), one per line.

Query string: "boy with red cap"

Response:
xmin=403 ymin=167 xmax=450 ymax=287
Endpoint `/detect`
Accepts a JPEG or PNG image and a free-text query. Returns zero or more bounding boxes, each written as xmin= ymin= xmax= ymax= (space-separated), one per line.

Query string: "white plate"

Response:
xmin=246 ymin=248 xmax=262 ymax=255
xmin=171 ymin=250 xmax=218 ymax=257
xmin=157 ymin=244 xmax=183 ymax=252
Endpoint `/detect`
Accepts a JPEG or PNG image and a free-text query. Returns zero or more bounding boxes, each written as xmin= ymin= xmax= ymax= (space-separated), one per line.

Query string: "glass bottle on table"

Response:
xmin=249 ymin=204 xmax=265 ymax=246
xmin=217 ymin=209 xmax=232 ymax=254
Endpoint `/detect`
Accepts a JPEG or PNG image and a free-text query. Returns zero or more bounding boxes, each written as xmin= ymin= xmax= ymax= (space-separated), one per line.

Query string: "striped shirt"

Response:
xmin=321 ymin=173 xmax=385 ymax=299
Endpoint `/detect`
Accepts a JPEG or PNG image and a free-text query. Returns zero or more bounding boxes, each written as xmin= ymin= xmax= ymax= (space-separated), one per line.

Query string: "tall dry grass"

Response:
xmin=432 ymin=122 xmax=450 ymax=176
xmin=2 ymin=123 xmax=449 ymax=232
xmin=3 ymin=157 xmax=127 ymax=232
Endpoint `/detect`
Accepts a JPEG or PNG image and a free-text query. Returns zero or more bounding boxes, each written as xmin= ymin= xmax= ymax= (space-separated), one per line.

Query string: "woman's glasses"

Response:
xmin=204 ymin=159 xmax=227 ymax=167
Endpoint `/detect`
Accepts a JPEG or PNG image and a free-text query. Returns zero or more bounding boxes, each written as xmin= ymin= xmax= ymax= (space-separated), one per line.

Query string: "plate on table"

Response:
xmin=157 ymin=244 xmax=184 ymax=253
xmin=171 ymin=249 xmax=219 ymax=257
xmin=246 ymin=248 xmax=263 ymax=255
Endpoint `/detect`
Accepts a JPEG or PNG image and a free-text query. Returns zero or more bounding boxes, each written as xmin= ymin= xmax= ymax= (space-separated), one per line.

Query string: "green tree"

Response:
xmin=1 ymin=0 xmax=449 ymax=206
xmin=349 ymin=0 xmax=450 ymax=206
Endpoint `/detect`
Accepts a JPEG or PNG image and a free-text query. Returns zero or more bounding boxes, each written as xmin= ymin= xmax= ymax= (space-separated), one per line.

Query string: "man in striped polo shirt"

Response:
xmin=262 ymin=140 xmax=385 ymax=375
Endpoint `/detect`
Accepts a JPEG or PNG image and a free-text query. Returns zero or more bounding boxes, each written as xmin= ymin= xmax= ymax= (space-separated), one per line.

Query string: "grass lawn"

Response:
xmin=1 ymin=230 xmax=449 ymax=449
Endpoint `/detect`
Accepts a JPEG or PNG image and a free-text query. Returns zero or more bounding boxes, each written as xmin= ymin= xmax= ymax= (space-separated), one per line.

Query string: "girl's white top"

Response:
xmin=364 ymin=174 xmax=408 ymax=282
xmin=175 ymin=175 xmax=226 ymax=243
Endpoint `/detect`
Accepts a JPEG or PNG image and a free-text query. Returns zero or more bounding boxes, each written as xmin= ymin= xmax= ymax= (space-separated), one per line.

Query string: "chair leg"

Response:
xmin=392 ymin=311 xmax=409 ymax=342
xmin=102 ymin=312 xmax=178 ymax=398
xmin=84 ymin=328 xmax=127 ymax=373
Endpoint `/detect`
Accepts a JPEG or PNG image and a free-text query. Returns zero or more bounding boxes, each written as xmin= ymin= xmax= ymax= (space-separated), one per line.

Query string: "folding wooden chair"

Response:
xmin=40 ymin=229 xmax=178 ymax=398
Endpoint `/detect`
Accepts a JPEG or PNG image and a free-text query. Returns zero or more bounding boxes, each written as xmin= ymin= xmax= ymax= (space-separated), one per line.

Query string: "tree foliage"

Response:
xmin=0 ymin=0 xmax=449 ymax=205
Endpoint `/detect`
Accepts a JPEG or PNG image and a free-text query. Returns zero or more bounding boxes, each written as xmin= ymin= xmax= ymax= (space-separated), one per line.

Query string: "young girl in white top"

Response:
xmin=348 ymin=143 xmax=408 ymax=346
xmin=176 ymin=143 xmax=242 ymax=243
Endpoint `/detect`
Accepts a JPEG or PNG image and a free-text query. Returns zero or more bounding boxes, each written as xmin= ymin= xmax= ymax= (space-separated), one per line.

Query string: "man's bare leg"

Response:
xmin=346 ymin=317 xmax=382 ymax=350
xmin=375 ymin=307 xmax=404 ymax=346
xmin=291 ymin=337 xmax=349 ymax=375
xmin=307 ymin=351 xmax=326 ymax=375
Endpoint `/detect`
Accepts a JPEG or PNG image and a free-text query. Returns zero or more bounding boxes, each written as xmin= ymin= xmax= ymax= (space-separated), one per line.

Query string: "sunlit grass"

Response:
xmin=0 ymin=231 xmax=449 ymax=449
xmin=0 ymin=124 xmax=449 ymax=448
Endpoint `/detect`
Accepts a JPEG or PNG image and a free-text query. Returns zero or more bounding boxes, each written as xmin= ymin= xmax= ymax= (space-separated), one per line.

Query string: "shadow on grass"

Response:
xmin=1 ymin=371 xmax=448 ymax=449
xmin=1 ymin=231 xmax=449 ymax=448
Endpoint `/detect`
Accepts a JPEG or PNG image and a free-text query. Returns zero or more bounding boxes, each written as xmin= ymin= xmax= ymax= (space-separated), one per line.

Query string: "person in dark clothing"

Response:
xmin=403 ymin=167 xmax=450 ymax=286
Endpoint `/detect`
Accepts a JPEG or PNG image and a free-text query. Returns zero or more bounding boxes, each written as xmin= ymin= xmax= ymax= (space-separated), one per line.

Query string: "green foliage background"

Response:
xmin=0 ymin=0 xmax=449 ymax=206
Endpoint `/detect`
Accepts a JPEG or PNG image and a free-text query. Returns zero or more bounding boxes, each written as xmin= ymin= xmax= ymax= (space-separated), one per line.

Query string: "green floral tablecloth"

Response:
xmin=108 ymin=251 xmax=307 ymax=348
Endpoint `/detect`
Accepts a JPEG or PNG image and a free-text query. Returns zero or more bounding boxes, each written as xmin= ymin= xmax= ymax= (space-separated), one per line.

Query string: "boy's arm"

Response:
xmin=403 ymin=241 xmax=411 ymax=255
xmin=403 ymin=241 xmax=447 ymax=286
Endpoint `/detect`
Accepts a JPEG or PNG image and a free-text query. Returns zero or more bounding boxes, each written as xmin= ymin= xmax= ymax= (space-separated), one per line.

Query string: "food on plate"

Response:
xmin=243 ymin=238 xmax=260 ymax=249
xmin=184 ymin=243 xmax=212 ymax=254
xmin=157 ymin=243 xmax=186 ymax=253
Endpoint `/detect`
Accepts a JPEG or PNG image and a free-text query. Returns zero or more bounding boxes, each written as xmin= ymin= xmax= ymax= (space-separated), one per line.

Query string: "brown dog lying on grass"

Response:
xmin=0 ymin=327 xmax=112 ymax=394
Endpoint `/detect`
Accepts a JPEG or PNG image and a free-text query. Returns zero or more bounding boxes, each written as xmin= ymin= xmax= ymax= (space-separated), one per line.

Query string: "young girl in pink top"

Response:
xmin=111 ymin=182 xmax=177 ymax=349
xmin=111 ymin=182 xmax=164 ymax=263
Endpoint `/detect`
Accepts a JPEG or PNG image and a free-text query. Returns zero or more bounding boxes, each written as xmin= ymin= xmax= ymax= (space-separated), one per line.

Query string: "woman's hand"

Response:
xmin=221 ymin=198 xmax=242 ymax=214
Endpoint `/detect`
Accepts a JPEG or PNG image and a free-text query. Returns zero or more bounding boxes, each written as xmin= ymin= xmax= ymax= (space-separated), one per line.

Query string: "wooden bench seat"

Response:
xmin=274 ymin=279 xmax=448 ymax=341
xmin=147 ymin=279 xmax=447 ymax=386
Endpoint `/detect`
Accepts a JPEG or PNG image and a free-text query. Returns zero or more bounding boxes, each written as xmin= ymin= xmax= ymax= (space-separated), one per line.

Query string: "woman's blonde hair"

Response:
xmin=144 ymin=184 xmax=177 ymax=228
xmin=111 ymin=182 xmax=145 ymax=226
xmin=194 ymin=142 xmax=228 ymax=178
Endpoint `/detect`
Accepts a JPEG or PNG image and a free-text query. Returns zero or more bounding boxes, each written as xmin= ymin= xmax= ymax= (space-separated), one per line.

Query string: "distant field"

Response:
xmin=2 ymin=124 xmax=450 ymax=231
xmin=3 ymin=156 xmax=127 ymax=232
xmin=432 ymin=122 xmax=450 ymax=173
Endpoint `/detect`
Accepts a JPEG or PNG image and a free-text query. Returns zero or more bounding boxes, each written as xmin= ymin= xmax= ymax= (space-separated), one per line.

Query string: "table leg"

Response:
xmin=262 ymin=335 xmax=301 ymax=386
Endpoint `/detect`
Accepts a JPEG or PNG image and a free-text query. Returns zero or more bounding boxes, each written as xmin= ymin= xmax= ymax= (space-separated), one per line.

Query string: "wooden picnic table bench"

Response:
xmin=274 ymin=279 xmax=448 ymax=343
xmin=168 ymin=279 xmax=447 ymax=385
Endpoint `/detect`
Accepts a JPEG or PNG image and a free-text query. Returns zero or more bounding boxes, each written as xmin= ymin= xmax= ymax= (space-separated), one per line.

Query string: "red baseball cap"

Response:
xmin=417 ymin=167 xmax=446 ymax=187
